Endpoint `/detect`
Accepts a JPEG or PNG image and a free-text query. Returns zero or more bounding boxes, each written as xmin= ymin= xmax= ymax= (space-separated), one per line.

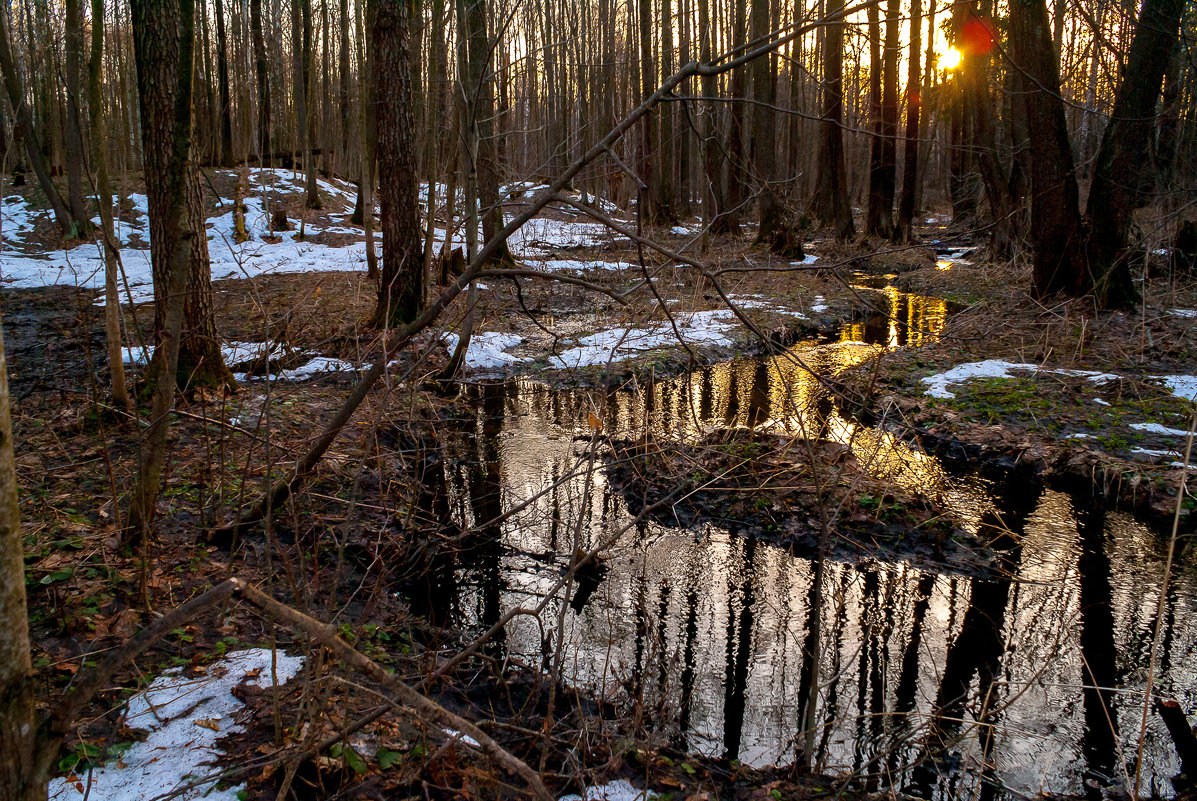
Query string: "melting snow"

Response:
xmin=549 ymin=311 xmax=735 ymax=369
xmin=443 ymin=331 xmax=524 ymax=369
xmin=1131 ymin=422 xmax=1195 ymax=436
xmin=538 ymin=258 xmax=637 ymax=272
xmin=922 ymin=361 xmax=1118 ymax=399
xmin=1169 ymin=309 xmax=1197 ymax=318
xmin=48 ymin=648 xmax=304 ymax=801
xmin=560 ymin=780 xmax=657 ymax=801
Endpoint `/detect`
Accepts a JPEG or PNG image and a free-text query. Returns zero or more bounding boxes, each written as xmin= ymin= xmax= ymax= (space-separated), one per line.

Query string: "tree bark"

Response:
xmin=295 ymin=0 xmax=320 ymax=209
xmin=250 ymin=0 xmax=270 ymax=160
xmin=214 ymin=0 xmax=234 ymax=166
xmin=63 ymin=0 xmax=94 ymax=236
xmin=750 ymin=0 xmax=798 ymax=255
xmin=812 ymin=0 xmax=855 ymax=239
xmin=1084 ymin=0 xmax=1184 ymax=307
xmin=90 ymin=0 xmax=133 ymax=415
xmin=137 ymin=0 xmax=232 ymax=393
xmin=462 ymin=0 xmax=513 ymax=263
xmin=865 ymin=1 xmax=885 ymax=235
xmin=1008 ymin=0 xmax=1086 ymax=296
xmin=369 ymin=0 xmax=423 ymax=327
xmin=0 ymin=310 xmax=38 ymax=801
xmin=894 ymin=0 xmax=921 ymax=242
xmin=875 ymin=0 xmax=900 ymax=237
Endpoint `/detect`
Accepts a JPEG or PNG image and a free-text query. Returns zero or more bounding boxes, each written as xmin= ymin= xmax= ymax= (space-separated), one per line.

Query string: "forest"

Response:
xmin=1 ymin=0 xmax=1197 ymax=799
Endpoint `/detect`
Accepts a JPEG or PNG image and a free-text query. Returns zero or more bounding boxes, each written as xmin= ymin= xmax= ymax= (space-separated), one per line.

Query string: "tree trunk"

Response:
xmin=637 ymin=0 xmax=661 ymax=224
xmin=90 ymin=0 xmax=133 ymax=415
xmin=295 ymin=0 xmax=320 ymax=209
xmin=137 ymin=0 xmax=232 ymax=393
xmin=214 ymin=0 xmax=234 ymax=166
xmin=894 ymin=0 xmax=921 ymax=242
xmin=250 ymin=0 xmax=270 ymax=160
xmin=0 ymin=311 xmax=38 ymax=801
xmin=63 ymin=0 xmax=94 ymax=236
xmin=462 ymin=0 xmax=513 ymax=263
xmin=128 ymin=0 xmax=211 ymax=535
xmin=358 ymin=0 xmax=378 ymax=280
xmin=750 ymin=0 xmax=797 ymax=255
xmin=369 ymin=0 xmax=423 ymax=327
xmin=875 ymin=0 xmax=900 ymax=237
xmin=656 ymin=0 xmax=675 ymax=221
xmin=0 ymin=7 xmax=77 ymax=236
xmin=1084 ymin=0 xmax=1184 ymax=307
xmin=339 ymin=0 xmax=351 ymax=177
xmin=865 ymin=1 xmax=885 ymax=235
xmin=812 ymin=0 xmax=855 ymax=239
xmin=1008 ymin=0 xmax=1086 ymax=296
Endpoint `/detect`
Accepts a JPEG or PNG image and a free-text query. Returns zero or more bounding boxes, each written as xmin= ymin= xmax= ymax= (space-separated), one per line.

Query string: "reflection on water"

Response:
xmin=409 ymin=289 xmax=1197 ymax=799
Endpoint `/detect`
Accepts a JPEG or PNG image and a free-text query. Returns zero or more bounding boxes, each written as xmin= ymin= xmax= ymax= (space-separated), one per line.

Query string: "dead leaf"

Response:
xmin=588 ymin=412 xmax=602 ymax=430
xmin=195 ymin=718 xmax=221 ymax=731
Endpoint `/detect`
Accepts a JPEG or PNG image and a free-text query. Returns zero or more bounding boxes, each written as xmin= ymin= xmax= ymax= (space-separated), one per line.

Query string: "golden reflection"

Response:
xmin=936 ymin=259 xmax=952 ymax=271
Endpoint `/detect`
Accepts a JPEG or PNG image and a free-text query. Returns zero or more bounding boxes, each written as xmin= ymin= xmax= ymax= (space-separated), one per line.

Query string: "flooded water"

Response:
xmin=406 ymin=287 xmax=1197 ymax=799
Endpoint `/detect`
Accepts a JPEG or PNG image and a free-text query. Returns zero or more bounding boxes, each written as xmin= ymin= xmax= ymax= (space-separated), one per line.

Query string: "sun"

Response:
xmin=938 ymin=47 xmax=963 ymax=70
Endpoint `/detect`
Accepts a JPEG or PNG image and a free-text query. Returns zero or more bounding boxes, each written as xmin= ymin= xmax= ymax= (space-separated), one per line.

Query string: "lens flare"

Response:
xmin=938 ymin=47 xmax=963 ymax=70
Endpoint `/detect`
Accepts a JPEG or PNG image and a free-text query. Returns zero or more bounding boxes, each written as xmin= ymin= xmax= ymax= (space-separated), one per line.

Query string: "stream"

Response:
xmin=405 ymin=286 xmax=1197 ymax=799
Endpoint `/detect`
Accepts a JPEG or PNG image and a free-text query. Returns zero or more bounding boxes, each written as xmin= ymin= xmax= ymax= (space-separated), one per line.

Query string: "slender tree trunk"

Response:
xmin=250 ymin=0 xmax=270 ymax=160
xmin=750 ymin=0 xmax=798 ymax=254
xmin=894 ymin=0 xmax=921 ymax=242
xmin=656 ymin=0 xmax=675 ymax=220
xmin=637 ymin=0 xmax=661 ymax=223
xmin=865 ymin=1 xmax=885 ymax=235
xmin=370 ymin=0 xmax=423 ymax=327
xmin=0 ymin=7 xmax=77 ymax=236
xmin=874 ymin=0 xmax=899 ymax=236
xmin=358 ymin=0 xmax=378 ymax=280
xmin=462 ymin=0 xmax=513 ymax=263
xmin=63 ymin=0 xmax=94 ymax=236
xmin=812 ymin=0 xmax=854 ymax=239
xmin=295 ymin=0 xmax=320 ymax=208
xmin=89 ymin=0 xmax=133 ymax=414
xmin=0 ymin=312 xmax=38 ymax=801
xmin=339 ymin=0 xmax=351 ymax=176
xmin=214 ymin=0 xmax=234 ymax=165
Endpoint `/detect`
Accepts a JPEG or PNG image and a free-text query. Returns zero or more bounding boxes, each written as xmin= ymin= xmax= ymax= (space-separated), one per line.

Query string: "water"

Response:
xmin=404 ymin=287 xmax=1197 ymax=799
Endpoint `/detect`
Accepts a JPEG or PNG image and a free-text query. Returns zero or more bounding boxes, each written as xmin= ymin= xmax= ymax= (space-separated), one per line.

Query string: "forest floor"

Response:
xmin=4 ymin=168 xmax=1197 ymax=801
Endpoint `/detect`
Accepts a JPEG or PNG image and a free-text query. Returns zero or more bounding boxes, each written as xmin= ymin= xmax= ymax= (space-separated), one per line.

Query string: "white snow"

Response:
xmin=538 ymin=258 xmax=637 ymax=272
xmin=922 ymin=361 xmax=1118 ymax=399
xmin=794 ymin=254 xmax=819 ymax=266
xmin=443 ymin=331 xmax=524 ymax=369
xmin=559 ymin=780 xmax=657 ymax=801
xmin=1169 ymin=309 xmax=1197 ymax=318
xmin=48 ymin=648 xmax=304 ymax=801
xmin=1131 ymin=422 xmax=1195 ymax=436
xmin=549 ymin=310 xmax=735 ymax=369
xmin=122 ymin=340 xmax=278 ymax=368
xmin=1159 ymin=375 xmax=1197 ymax=402
xmin=811 ymin=295 xmax=828 ymax=313
xmin=443 ymin=728 xmax=481 ymax=748
xmin=1094 ymin=398 xmax=1111 ymax=406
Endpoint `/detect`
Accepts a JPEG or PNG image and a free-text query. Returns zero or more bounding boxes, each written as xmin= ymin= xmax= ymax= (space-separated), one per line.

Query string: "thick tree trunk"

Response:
xmin=894 ymin=0 xmax=921 ymax=242
xmin=0 ymin=8 xmax=77 ymax=236
xmin=1084 ymin=0 xmax=1184 ymax=307
xmin=90 ymin=0 xmax=132 ymax=415
xmin=0 ymin=312 xmax=38 ymax=801
xmin=137 ymin=0 xmax=232 ymax=392
xmin=1009 ymin=0 xmax=1086 ymax=296
xmin=369 ymin=0 xmax=423 ymax=327
xmin=63 ymin=0 xmax=94 ymax=236
xmin=812 ymin=0 xmax=855 ymax=240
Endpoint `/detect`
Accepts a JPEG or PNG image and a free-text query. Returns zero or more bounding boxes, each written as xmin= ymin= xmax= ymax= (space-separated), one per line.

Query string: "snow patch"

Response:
xmin=559 ymin=780 xmax=657 ymax=801
xmin=1169 ymin=309 xmax=1197 ymax=318
xmin=1130 ymin=422 xmax=1195 ymax=436
xmin=443 ymin=728 xmax=481 ymax=748
xmin=538 ymin=258 xmax=636 ymax=272
xmin=48 ymin=648 xmax=304 ymax=801
xmin=549 ymin=311 xmax=735 ymax=369
xmin=443 ymin=331 xmax=525 ymax=369
xmin=1159 ymin=375 xmax=1197 ymax=402
xmin=922 ymin=361 xmax=1118 ymax=399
